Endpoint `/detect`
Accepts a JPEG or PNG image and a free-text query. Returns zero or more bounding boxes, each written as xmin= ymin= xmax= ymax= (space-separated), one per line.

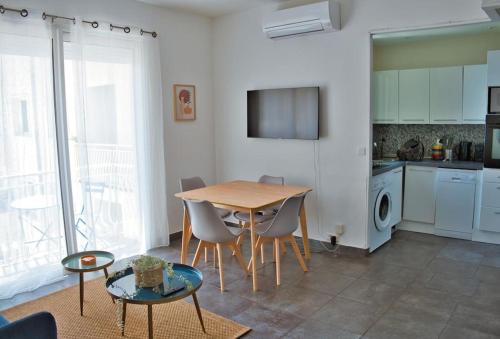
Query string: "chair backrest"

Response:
xmin=258 ymin=175 xmax=284 ymax=185
xmin=179 ymin=177 xmax=206 ymax=192
xmin=184 ymin=199 xmax=236 ymax=243
xmin=259 ymin=193 xmax=307 ymax=238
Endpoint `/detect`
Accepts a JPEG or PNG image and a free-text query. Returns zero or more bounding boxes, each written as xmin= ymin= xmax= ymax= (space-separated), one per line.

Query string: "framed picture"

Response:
xmin=173 ymin=84 xmax=196 ymax=121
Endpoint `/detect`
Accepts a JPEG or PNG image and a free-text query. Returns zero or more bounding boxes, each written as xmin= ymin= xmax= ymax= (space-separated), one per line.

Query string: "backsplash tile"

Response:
xmin=373 ymin=124 xmax=485 ymax=159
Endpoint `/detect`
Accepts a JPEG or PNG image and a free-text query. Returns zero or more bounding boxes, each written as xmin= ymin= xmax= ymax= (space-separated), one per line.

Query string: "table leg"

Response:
xmin=121 ymin=301 xmax=127 ymax=336
xmin=299 ymin=205 xmax=311 ymax=259
xmin=192 ymin=292 xmax=206 ymax=333
xmin=148 ymin=304 xmax=153 ymax=339
xmin=103 ymin=267 xmax=109 ymax=278
xmin=79 ymin=272 xmax=84 ymax=316
xmin=181 ymin=207 xmax=191 ymax=264
xmin=249 ymin=210 xmax=258 ymax=292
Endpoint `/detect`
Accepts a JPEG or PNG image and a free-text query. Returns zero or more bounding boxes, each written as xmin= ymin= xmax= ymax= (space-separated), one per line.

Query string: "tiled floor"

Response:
xmin=3 ymin=230 xmax=500 ymax=338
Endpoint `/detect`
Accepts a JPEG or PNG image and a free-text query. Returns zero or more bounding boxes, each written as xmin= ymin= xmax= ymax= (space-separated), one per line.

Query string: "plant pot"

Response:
xmin=132 ymin=263 xmax=163 ymax=288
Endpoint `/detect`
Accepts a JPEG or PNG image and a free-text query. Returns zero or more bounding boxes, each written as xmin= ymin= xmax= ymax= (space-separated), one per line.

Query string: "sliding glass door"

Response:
xmin=63 ymin=38 xmax=143 ymax=257
xmin=0 ymin=31 xmax=66 ymax=298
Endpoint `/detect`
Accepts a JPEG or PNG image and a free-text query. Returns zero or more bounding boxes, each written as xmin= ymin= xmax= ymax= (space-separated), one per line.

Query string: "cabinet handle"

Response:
xmin=393 ymin=169 xmax=403 ymax=173
xmin=433 ymin=119 xmax=457 ymax=122
xmin=452 ymin=177 xmax=462 ymax=181
xmin=409 ymin=168 xmax=433 ymax=173
xmin=402 ymin=119 xmax=425 ymax=122
xmin=495 ymin=212 xmax=500 ymax=215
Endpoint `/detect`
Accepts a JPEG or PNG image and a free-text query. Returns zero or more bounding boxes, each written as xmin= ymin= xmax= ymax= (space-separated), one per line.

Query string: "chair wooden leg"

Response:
xmin=231 ymin=241 xmax=249 ymax=276
xmin=213 ymin=246 xmax=217 ymax=268
xmin=289 ymin=235 xmax=308 ymax=272
xmin=261 ymin=243 xmax=265 ymax=264
xmin=216 ymin=243 xmax=225 ymax=292
xmin=247 ymin=236 xmax=263 ymax=272
xmin=281 ymin=239 xmax=287 ymax=255
xmin=204 ymin=247 xmax=208 ymax=263
xmin=274 ymin=238 xmax=281 ymax=286
xmin=192 ymin=240 xmax=204 ymax=267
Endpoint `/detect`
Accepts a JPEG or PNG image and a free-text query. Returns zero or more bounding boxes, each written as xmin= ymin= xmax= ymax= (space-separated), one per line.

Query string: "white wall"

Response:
xmin=4 ymin=0 xmax=215 ymax=234
xmin=212 ymin=0 xmax=488 ymax=248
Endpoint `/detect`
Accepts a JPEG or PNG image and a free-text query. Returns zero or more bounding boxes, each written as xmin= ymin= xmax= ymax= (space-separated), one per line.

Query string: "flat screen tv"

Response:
xmin=247 ymin=87 xmax=319 ymax=140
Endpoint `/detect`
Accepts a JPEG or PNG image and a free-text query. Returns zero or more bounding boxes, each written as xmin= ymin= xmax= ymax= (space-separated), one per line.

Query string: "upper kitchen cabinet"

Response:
xmin=463 ymin=64 xmax=488 ymax=124
xmin=399 ymin=69 xmax=430 ymax=124
xmin=373 ymin=71 xmax=398 ymax=124
xmin=488 ymin=50 xmax=500 ymax=86
xmin=430 ymin=66 xmax=463 ymax=124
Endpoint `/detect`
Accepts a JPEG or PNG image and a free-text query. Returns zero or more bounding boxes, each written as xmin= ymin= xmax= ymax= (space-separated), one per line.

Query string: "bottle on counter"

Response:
xmin=431 ymin=139 xmax=444 ymax=161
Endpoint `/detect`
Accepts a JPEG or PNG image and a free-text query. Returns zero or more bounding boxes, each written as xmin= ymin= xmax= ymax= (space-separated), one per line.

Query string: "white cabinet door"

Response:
xmin=488 ymin=50 xmax=500 ymax=86
xmin=463 ymin=65 xmax=487 ymax=124
xmin=430 ymin=66 xmax=463 ymax=124
xmin=403 ymin=166 xmax=437 ymax=224
xmin=399 ymin=69 xmax=430 ymax=124
xmin=373 ymin=71 xmax=398 ymax=124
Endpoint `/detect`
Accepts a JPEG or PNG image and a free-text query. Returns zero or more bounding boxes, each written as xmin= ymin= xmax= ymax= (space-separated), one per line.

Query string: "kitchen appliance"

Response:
xmin=435 ymin=169 xmax=477 ymax=240
xmin=474 ymin=143 xmax=484 ymax=162
xmin=489 ymin=87 xmax=500 ymax=113
xmin=369 ymin=167 xmax=403 ymax=253
xmin=485 ymin=114 xmax=500 ymax=168
xmin=459 ymin=141 xmax=473 ymax=161
xmin=397 ymin=138 xmax=424 ymax=161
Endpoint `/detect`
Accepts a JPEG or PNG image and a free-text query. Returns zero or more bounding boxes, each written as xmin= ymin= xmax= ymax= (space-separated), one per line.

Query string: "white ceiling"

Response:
xmin=138 ymin=0 xmax=292 ymax=17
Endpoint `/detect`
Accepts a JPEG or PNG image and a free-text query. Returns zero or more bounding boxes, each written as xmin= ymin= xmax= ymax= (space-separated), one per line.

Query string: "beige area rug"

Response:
xmin=1 ymin=277 xmax=250 ymax=338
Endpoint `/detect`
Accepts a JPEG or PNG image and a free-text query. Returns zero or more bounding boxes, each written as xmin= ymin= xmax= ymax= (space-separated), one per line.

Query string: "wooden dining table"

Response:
xmin=174 ymin=180 xmax=312 ymax=292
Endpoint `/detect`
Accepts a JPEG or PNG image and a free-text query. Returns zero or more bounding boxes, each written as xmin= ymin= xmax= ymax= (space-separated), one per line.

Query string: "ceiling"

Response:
xmin=373 ymin=21 xmax=500 ymax=45
xmin=138 ymin=0 xmax=293 ymax=17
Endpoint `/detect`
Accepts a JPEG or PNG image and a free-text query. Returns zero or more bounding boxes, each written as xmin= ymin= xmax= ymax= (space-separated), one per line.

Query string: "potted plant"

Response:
xmin=130 ymin=255 xmax=169 ymax=288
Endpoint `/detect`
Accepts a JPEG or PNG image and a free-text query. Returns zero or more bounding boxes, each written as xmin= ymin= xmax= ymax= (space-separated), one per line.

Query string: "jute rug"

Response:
xmin=1 ymin=277 xmax=250 ymax=338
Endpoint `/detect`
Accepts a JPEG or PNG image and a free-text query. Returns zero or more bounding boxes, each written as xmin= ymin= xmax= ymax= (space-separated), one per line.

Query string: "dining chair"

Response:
xmin=246 ymin=193 xmax=308 ymax=286
xmin=184 ymin=199 xmax=248 ymax=292
xmin=180 ymin=177 xmax=232 ymax=263
xmin=233 ymin=175 xmax=285 ymax=260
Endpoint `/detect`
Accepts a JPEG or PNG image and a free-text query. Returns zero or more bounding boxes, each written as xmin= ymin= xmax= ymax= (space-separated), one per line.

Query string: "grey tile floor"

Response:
xmin=3 ymin=230 xmax=500 ymax=338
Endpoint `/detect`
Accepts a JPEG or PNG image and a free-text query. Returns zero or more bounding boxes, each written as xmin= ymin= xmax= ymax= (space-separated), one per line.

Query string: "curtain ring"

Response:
xmin=42 ymin=12 xmax=47 ymax=20
xmin=124 ymin=26 xmax=131 ymax=33
xmin=152 ymin=32 xmax=157 ymax=38
xmin=0 ymin=6 xmax=5 ymax=14
xmin=91 ymin=21 xmax=98 ymax=28
xmin=140 ymin=29 xmax=144 ymax=36
xmin=109 ymin=23 xmax=113 ymax=31
xmin=20 ymin=9 xmax=28 ymax=17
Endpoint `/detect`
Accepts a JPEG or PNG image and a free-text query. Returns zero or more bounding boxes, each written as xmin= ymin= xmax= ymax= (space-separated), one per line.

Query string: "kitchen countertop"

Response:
xmin=372 ymin=159 xmax=483 ymax=176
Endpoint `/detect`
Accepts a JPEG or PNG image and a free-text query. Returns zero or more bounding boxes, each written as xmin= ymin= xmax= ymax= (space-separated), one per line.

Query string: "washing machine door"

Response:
xmin=374 ymin=188 xmax=392 ymax=231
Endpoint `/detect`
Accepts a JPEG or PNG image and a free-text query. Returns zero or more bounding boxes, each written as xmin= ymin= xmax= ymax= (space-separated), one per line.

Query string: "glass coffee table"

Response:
xmin=106 ymin=263 xmax=204 ymax=339
xmin=62 ymin=250 xmax=115 ymax=316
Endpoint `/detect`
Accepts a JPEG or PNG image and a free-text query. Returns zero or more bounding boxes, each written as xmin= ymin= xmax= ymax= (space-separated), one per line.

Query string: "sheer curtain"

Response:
xmin=0 ymin=15 xmax=66 ymax=298
xmin=63 ymin=22 xmax=169 ymax=257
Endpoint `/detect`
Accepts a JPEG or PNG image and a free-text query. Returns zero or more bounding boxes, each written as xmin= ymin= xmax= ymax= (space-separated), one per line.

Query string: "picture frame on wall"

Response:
xmin=173 ymin=84 xmax=196 ymax=121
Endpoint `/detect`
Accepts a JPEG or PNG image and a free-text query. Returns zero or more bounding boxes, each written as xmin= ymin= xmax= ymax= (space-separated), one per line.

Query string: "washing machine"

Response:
xmin=369 ymin=171 xmax=393 ymax=253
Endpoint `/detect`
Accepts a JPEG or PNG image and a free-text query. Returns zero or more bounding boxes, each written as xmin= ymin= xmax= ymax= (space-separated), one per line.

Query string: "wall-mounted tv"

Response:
xmin=247 ymin=87 xmax=319 ymax=140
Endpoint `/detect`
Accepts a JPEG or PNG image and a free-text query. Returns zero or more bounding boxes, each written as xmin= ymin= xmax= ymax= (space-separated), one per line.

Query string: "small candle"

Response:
xmin=81 ymin=255 xmax=96 ymax=266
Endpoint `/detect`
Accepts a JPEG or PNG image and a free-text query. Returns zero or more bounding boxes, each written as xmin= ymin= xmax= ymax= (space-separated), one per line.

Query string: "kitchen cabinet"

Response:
xmin=463 ymin=64 xmax=488 ymax=124
xmin=403 ymin=166 xmax=437 ymax=224
xmin=399 ymin=69 xmax=430 ymax=124
xmin=430 ymin=66 xmax=463 ymax=124
xmin=479 ymin=168 xmax=500 ymax=233
xmin=373 ymin=71 xmax=398 ymax=124
xmin=488 ymin=50 xmax=500 ymax=86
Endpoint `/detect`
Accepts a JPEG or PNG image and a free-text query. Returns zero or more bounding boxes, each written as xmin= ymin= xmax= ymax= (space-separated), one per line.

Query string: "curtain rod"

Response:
xmin=0 ymin=4 xmax=158 ymax=38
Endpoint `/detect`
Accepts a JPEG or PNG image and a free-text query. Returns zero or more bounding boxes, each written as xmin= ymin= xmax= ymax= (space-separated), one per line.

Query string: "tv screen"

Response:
xmin=247 ymin=87 xmax=319 ymax=140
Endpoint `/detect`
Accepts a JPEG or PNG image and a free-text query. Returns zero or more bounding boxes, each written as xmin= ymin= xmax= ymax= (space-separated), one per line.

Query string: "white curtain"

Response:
xmin=0 ymin=14 xmax=66 ymax=298
xmin=63 ymin=21 xmax=169 ymax=254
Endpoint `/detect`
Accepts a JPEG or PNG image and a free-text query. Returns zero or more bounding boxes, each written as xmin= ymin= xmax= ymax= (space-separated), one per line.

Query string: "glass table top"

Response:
xmin=62 ymin=250 xmax=115 ymax=271
xmin=106 ymin=264 xmax=202 ymax=303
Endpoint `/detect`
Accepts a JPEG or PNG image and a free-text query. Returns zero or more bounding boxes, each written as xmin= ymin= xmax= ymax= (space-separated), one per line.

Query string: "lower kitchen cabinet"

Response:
xmin=403 ymin=166 xmax=437 ymax=224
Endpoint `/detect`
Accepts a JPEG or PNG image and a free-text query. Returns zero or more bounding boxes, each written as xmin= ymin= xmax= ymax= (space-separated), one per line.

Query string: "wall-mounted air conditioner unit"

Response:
xmin=262 ymin=0 xmax=340 ymax=39
xmin=482 ymin=0 xmax=500 ymax=21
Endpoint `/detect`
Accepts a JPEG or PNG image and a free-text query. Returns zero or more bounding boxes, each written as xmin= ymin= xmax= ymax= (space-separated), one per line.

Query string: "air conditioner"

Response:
xmin=482 ymin=0 xmax=500 ymax=21
xmin=262 ymin=0 xmax=340 ymax=39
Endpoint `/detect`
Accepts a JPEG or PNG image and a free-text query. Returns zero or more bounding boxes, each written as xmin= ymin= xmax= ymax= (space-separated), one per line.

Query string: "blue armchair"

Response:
xmin=0 ymin=311 xmax=57 ymax=339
